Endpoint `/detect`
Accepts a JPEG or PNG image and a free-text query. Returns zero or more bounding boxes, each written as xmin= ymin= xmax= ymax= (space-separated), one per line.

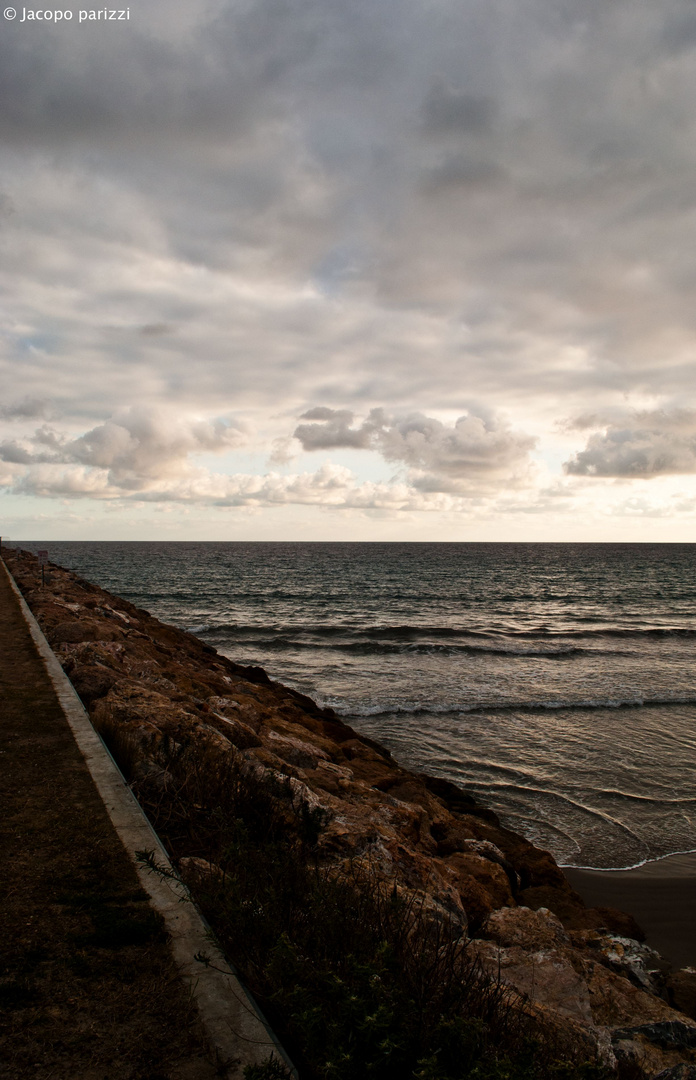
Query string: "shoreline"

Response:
xmin=565 ymin=851 xmax=696 ymax=968
xmin=561 ymin=848 xmax=696 ymax=874
xmin=8 ymin=545 xmax=694 ymax=965
xmin=5 ymin=545 xmax=696 ymax=1072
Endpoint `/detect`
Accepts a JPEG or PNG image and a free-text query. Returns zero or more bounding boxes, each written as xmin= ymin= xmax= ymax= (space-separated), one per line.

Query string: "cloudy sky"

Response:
xmin=2 ymin=0 xmax=696 ymax=541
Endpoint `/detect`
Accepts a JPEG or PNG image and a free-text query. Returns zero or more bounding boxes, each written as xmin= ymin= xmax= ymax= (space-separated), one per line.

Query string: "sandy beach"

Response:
xmin=565 ymin=852 xmax=696 ymax=969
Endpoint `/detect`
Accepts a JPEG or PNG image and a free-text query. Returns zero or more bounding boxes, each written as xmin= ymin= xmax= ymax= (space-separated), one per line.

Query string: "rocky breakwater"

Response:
xmin=5 ymin=546 xmax=696 ymax=1079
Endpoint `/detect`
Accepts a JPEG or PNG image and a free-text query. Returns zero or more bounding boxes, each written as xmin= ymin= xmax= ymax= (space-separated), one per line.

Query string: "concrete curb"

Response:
xmin=2 ymin=557 xmax=297 ymax=1080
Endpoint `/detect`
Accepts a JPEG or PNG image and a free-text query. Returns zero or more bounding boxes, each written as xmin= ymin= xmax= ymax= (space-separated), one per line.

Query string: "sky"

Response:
xmin=2 ymin=0 xmax=696 ymax=541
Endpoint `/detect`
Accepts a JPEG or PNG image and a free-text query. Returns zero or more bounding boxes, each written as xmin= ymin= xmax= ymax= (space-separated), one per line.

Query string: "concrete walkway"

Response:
xmin=0 ymin=555 xmax=288 ymax=1080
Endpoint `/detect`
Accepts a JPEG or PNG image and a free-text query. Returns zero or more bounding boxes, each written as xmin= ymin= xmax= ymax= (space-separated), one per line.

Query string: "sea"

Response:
xmin=12 ymin=541 xmax=696 ymax=872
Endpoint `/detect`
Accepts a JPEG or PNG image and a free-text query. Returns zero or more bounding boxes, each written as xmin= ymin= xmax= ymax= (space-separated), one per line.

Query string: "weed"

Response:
xmin=91 ymin=713 xmax=142 ymax=781
xmin=243 ymin=1055 xmax=294 ymax=1080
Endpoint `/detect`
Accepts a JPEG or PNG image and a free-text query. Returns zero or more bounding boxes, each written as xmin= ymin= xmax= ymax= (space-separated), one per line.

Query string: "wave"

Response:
xmin=560 ymin=846 xmax=696 ymax=872
xmin=202 ymin=634 xmax=610 ymax=659
xmin=459 ymin=780 xmax=651 ymax=847
xmin=186 ymin=620 xmax=696 ymax=642
xmin=338 ymin=694 xmax=696 ymax=717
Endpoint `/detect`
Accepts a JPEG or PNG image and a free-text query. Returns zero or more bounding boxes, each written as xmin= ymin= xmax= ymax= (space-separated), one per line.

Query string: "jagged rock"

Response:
xmin=447 ymin=853 xmax=516 ymax=913
xmin=570 ymin=930 xmax=665 ymax=994
xmin=52 ymin=619 xmax=124 ymax=644
xmin=265 ymin=730 xmax=331 ymax=769
xmin=612 ymin=1023 xmax=696 ymax=1051
xmin=470 ymin=939 xmax=594 ymax=1025
xmin=519 ymin=882 xmax=646 ymax=939
xmin=451 ymin=872 xmax=501 ymax=927
xmin=611 ymin=1022 xmax=696 ymax=1078
xmin=483 ymin=906 xmax=568 ymax=949
xmin=69 ymin=664 xmax=116 ymax=704
xmin=654 ymin=1066 xmax=696 ymax=1080
xmin=583 ymin=963 xmax=693 ymax=1029
xmin=209 ymin=713 xmax=262 ymax=750
xmin=667 ymin=972 xmax=696 ymax=1023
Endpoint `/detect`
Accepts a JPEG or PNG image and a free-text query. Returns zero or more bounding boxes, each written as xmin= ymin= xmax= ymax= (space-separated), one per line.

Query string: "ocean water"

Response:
xmin=13 ymin=541 xmax=696 ymax=871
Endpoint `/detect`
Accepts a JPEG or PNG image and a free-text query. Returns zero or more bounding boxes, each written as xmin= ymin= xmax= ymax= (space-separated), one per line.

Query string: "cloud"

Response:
xmin=0 ymin=404 xmax=532 ymax=512
xmin=0 ymin=407 xmax=250 ymax=490
xmin=564 ymin=411 xmax=696 ymax=477
xmin=4 ymin=0 xmax=696 ymax=537
xmin=0 ymin=397 xmax=54 ymax=421
xmin=294 ymin=407 xmax=373 ymax=450
xmin=10 ymin=455 xmax=469 ymax=514
xmin=4 ymin=0 xmax=696 ymax=426
xmin=294 ymin=406 xmax=536 ymax=491
xmin=422 ymin=83 xmax=496 ymax=137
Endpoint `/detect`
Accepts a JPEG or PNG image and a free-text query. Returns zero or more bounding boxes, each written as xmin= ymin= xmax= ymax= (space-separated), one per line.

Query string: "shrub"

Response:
xmin=108 ymin=733 xmax=608 ymax=1080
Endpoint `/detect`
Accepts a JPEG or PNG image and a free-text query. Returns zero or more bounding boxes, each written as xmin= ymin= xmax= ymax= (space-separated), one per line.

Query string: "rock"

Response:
xmin=452 ymin=873 xmax=501 ymax=927
xmin=518 ymin=883 xmax=645 ymax=940
xmin=591 ymin=933 xmax=665 ymax=994
xmin=178 ymin=856 xmax=231 ymax=890
xmin=423 ymin=773 xmax=500 ymax=823
xmin=611 ymin=1022 xmax=696 ymax=1051
xmin=584 ymin=963 xmax=691 ymax=1029
xmin=210 ymin=713 xmax=262 ymax=750
xmin=653 ymin=1066 xmax=696 ymax=1080
xmin=447 ymin=853 xmax=516 ymax=915
xmin=667 ymin=972 xmax=696 ymax=1023
xmin=52 ymin=619 xmax=124 ymax=644
xmin=593 ymin=905 xmax=648 ymax=942
xmin=611 ymin=1022 xmax=696 ymax=1079
xmin=482 ymin=906 xmax=568 ymax=950
xmin=267 ymin=730 xmax=331 ymax=769
xmin=69 ymin=664 xmax=116 ymax=704
xmin=470 ymin=939 xmax=594 ymax=1025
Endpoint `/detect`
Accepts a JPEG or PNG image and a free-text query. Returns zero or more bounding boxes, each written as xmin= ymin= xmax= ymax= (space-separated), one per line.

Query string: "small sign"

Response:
xmin=37 ymin=550 xmax=48 ymax=565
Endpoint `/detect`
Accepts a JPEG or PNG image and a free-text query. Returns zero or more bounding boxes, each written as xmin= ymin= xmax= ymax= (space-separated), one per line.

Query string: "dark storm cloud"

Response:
xmin=0 ymin=397 xmax=53 ymax=420
xmin=422 ymin=83 xmax=496 ymax=136
xmin=660 ymin=7 xmax=696 ymax=54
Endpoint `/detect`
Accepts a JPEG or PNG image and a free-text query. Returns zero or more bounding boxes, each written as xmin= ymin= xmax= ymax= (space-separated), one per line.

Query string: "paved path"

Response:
xmin=0 ymin=556 xmax=219 ymax=1080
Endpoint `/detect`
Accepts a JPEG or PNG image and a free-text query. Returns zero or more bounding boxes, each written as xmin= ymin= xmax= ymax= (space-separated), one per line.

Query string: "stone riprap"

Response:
xmin=5 ymin=546 xmax=696 ymax=1078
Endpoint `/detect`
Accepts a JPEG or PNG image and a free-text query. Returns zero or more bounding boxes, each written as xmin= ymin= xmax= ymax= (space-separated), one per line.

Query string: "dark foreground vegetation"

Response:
xmin=101 ymin=720 xmax=609 ymax=1080
xmin=0 ymin=563 xmax=214 ymax=1080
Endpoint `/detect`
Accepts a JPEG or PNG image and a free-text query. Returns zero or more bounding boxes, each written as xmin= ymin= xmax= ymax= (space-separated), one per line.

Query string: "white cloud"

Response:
xmin=0 ymin=405 xmax=531 ymax=513
xmin=294 ymin=406 xmax=536 ymax=492
xmin=1 ymin=407 xmax=250 ymax=491
xmin=10 ymin=454 xmax=470 ymax=514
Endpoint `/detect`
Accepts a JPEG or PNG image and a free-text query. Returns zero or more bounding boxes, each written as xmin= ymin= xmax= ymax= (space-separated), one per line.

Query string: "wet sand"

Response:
xmin=564 ymin=852 xmax=696 ymax=969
